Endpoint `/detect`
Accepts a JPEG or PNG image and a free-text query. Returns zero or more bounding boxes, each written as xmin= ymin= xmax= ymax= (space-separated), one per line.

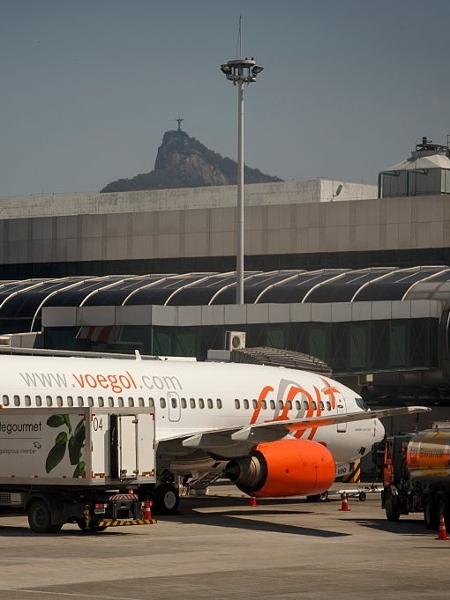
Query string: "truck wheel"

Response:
xmin=424 ymin=496 xmax=438 ymax=530
xmin=436 ymin=491 xmax=450 ymax=525
xmin=153 ymin=483 xmax=179 ymax=515
xmin=89 ymin=523 xmax=108 ymax=532
xmin=76 ymin=519 xmax=89 ymax=531
xmin=28 ymin=499 xmax=62 ymax=534
xmin=77 ymin=520 xmax=108 ymax=532
xmin=385 ymin=490 xmax=400 ymax=522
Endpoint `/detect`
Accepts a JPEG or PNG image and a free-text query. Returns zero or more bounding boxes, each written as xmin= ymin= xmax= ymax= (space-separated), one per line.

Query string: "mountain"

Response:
xmin=100 ymin=129 xmax=282 ymax=193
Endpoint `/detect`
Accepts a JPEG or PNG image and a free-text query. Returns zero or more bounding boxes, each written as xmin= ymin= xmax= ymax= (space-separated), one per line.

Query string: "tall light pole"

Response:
xmin=220 ymin=57 xmax=263 ymax=304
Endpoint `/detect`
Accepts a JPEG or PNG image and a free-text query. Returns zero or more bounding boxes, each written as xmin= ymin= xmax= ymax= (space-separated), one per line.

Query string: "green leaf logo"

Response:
xmin=46 ymin=438 xmax=67 ymax=473
xmin=45 ymin=414 xmax=85 ymax=477
xmin=47 ymin=415 xmax=66 ymax=428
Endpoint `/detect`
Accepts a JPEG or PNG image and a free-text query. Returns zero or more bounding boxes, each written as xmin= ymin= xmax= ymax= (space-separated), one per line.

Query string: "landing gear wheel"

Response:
xmin=306 ymin=492 xmax=329 ymax=503
xmin=358 ymin=492 xmax=367 ymax=502
xmin=385 ymin=489 xmax=400 ymax=522
xmin=28 ymin=499 xmax=62 ymax=534
xmin=153 ymin=483 xmax=180 ymax=515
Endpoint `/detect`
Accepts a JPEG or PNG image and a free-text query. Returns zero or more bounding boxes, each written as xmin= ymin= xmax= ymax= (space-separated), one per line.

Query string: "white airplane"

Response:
xmin=0 ymin=350 xmax=429 ymax=513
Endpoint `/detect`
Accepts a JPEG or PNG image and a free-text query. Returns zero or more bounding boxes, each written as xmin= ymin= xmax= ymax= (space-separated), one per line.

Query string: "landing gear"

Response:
xmin=152 ymin=483 xmax=180 ymax=515
xmin=306 ymin=491 xmax=329 ymax=503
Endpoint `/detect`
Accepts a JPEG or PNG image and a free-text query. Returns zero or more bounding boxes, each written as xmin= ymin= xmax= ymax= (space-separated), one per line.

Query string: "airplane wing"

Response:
xmin=159 ymin=405 xmax=430 ymax=449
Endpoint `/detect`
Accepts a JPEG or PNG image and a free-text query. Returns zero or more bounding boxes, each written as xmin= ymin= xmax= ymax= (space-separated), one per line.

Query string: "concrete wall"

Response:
xmin=0 ymin=192 xmax=449 ymax=267
xmin=0 ymin=179 xmax=376 ymax=220
xmin=42 ymin=299 xmax=443 ymax=328
xmin=2 ymin=179 xmax=450 ymax=269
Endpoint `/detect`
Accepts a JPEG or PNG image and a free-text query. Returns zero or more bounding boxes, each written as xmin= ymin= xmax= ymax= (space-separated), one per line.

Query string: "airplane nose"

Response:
xmin=374 ymin=418 xmax=385 ymax=444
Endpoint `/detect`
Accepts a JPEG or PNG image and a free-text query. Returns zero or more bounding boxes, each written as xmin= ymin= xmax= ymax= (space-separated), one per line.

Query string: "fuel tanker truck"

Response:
xmin=382 ymin=423 xmax=450 ymax=529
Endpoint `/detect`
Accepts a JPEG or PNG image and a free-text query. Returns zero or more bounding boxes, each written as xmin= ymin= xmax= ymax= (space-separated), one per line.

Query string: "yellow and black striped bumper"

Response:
xmin=96 ymin=518 xmax=157 ymax=527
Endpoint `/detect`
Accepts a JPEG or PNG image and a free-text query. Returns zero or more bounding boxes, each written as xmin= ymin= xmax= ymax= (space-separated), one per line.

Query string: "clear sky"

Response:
xmin=1 ymin=0 xmax=450 ymax=197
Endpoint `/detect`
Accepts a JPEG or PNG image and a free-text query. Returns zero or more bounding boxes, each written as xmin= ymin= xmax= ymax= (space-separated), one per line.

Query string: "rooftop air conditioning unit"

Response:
xmin=225 ymin=331 xmax=246 ymax=351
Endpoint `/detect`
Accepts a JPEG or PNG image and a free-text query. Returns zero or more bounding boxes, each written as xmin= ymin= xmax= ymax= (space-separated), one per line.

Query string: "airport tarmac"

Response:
xmin=0 ymin=487 xmax=449 ymax=600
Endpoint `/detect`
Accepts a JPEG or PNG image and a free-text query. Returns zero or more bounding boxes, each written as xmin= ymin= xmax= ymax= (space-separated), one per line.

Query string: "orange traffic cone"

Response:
xmin=339 ymin=493 xmax=351 ymax=512
xmin=143 ymin=499 xmax=153 ymax=521
xmin=437 ymin=514 xmax=448 ymax=540
xmin=248 ymin=496 xmax=257 ymax=507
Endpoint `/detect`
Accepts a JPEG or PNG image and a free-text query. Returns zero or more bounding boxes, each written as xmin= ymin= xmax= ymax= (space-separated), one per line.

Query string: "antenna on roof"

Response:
xmin=236 ymin=14 xmax=243 ymax=58
xmin=239 ymin=15 xmax=243 ymax=58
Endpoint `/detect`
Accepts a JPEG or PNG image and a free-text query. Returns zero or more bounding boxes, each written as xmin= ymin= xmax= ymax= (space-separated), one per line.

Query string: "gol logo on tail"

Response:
xmin=250 ymin=378 xmax=341 ymax=440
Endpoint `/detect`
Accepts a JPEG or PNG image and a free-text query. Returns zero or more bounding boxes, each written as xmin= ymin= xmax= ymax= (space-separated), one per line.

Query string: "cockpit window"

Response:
xmin=355 ymin=397 xmax=369 ymax=411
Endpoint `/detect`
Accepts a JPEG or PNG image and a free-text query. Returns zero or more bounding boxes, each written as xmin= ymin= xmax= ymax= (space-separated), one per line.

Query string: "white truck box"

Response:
xmin=0 ymin=407 xmax=155 ymax=487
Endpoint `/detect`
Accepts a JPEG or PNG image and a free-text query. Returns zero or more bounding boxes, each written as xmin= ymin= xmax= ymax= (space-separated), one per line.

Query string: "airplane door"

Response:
xmin=336 ymin=395 xmax=347 ymax=433
xmin=168 ymin=392 xmax=181 ymax=422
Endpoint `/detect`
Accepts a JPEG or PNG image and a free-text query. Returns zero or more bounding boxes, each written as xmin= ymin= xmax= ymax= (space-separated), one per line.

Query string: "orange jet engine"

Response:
xmin=225 ymin=439 xmax=335 ymax=497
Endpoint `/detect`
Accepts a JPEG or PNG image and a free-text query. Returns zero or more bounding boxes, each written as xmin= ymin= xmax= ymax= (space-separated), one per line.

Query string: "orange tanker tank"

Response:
xmin=407 ymin=428 xmax=450 ymax=480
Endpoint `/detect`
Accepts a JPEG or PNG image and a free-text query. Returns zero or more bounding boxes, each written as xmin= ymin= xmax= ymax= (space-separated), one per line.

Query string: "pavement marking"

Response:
xmin=0 ymin=590 xmax=142 ymax=600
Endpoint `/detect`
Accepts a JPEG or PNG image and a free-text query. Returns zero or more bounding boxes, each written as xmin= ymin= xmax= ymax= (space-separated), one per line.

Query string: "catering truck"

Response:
xmin=382 ymin=423 xmax=450 ymax=529
xmin=0 ymin=407 xmax=156 ymax=533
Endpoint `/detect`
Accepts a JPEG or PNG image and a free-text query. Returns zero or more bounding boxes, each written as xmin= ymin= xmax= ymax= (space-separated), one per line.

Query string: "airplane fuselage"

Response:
xmin=0 ymin=354 xmax=384 ymax=473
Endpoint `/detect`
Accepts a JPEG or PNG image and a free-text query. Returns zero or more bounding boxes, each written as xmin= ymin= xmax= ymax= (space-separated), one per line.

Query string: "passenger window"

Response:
xmin=77 ymin=396 xmax=84 ymax=407
xmin=243 ymin=399 xmax=249 ymax=410
xmin=326 ymin=401 xmax=331 ymax=411
xmin=252 ymin=399 xmax=257 ymax=409
xmin=303 ymin=400 xmax=309 ymax=410
xmin=199 ymin=398 xmax=205 ymax=409
xmin=138 ymin=397 xmax=145 ymax=407
xmin=2 ymin=395 xmax=9 ymax=406
xmin=128 ymin=397 xmax=135 ymax=407
xmin=295 ymin=400 xmax=301 ymax=410
xmin=46 ymin=395 xmax=53 ymax=407
xmin=270 ymin=400 xmax=275 ymax=410
xmin=287 ymin=401 xmax=292 ymax=410
xmin=87 ymin=396 xmax=94 ymax=407
xmin=319 ymin=401 xmax=324 ymax=410
xmin=160 ymin=398 xmax=166 ymax=409
xmin=25 ymin=395 xmax=31 ymax=407
xmin=14 ymin=395 xmax=20 ymax=407
xmin=217 ymin=399 xmax=222 ymax=409
xmin=108 ymin=397 xmax=114 ymax=407
xmin=235 ymin=399 xmax=240 ymax=409
xmin=312 ymin=401 xmax=317 ymax=410
xmin=35 ymin=395 xmax=42 ymax=407
xmin=171 ymin=397 xmax=177 ymax=408
xmin=262 ymin=400 xmax=267 ymax=410
xmin=181 ymin=398 xmax=187 ymax=409
xmin=190 ymin=398 xmax=196 ymax=409
xmin=207 ymin=398 xmax=213 ymax=409
xmin=56 ymin=396 xmax=63 ymax=407
xmin=67 ymin=396 xmax=74 ymax=407
xmin=148 ymin=398 xmax=154 ymax=409
xmin=98 ymin=397 xmax=105 ymax=408
xmin=118 ymin=397 xmax=124 ymax=408
xmin=278 ymin=401 xmax=283 ymax=409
